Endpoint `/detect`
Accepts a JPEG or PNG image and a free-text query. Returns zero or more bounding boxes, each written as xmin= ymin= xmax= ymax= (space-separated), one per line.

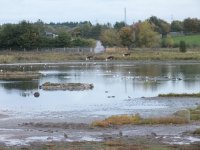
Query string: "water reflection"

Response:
xmin=0 ymin=81 xmax=39 ymax=91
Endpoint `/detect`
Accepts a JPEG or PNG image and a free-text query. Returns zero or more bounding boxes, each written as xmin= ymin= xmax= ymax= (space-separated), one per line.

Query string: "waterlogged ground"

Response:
xmin=0 ymin=61 xmax=200 ymax=147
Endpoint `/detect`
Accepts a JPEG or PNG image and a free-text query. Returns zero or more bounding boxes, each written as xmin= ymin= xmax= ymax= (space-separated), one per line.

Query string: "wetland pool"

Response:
xmin=0 ymin=61 xmax=200 ymax=122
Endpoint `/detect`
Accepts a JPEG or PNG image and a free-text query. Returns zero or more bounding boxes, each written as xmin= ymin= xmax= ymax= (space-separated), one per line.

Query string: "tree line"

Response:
xmin=0 ymin=21 xmax=96 ymax=50
xmin=0 ymin=16 xmax=199 ymax=50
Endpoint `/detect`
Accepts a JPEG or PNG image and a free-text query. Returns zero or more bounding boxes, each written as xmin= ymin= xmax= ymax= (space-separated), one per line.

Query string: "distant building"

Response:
xmin=45 ymin=32 xmax=58 ymax=38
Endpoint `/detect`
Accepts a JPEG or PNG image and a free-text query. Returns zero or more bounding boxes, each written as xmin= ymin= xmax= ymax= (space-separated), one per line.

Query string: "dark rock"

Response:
xmin=119 ymin=131 xmax=123 ymax=136
xmin=64 ymin=133 xmax=68 ymax=138
xmin=34 ymin=92 xmax=40 ymax=98
xmin=151 ymin=132 xmax=157 ymax=137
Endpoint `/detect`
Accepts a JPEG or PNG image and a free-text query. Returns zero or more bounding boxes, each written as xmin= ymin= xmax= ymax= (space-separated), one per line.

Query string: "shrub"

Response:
xmin=179 ymin=41 xmax=187 ymax=52
xmin=92 ymin=114 xmax=141 ymax=127
xmin=91 ymin=114 xmax=188 ymax=128
xmin=193 ymin=128 xmax=200 ymax=135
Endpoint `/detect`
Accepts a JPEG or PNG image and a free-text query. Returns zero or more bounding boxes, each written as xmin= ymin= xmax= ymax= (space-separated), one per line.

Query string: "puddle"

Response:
xmin=164 ymin=136 xmax=200 ymax=145
xmin=0 ymin=134 xmax=102 ymax=146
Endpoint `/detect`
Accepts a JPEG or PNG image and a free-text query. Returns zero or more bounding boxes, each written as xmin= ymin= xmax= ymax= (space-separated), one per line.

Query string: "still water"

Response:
xmin=1 ymin=61 xmax=200 ymax=121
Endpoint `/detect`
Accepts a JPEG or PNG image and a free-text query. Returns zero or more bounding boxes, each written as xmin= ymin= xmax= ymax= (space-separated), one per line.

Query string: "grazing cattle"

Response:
xmin=106 ymin=56 xmax=114 ymax=61
xmin=86 ymin=55 xmax=94 ymax=61
xmin=123 ymin=53 xmax=131 ymax=57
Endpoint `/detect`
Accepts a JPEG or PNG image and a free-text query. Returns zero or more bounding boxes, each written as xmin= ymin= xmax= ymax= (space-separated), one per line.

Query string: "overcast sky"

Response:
xmin=0 ymin=0 xmax=199 ymax=24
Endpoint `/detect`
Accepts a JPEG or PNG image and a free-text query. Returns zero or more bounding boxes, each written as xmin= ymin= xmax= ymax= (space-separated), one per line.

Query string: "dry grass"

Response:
xmin=104 ymin=140 xmax=124 ymax=147
xmin=1 ymin=50 xmax=200 ymax=64
xmin=92 ymin=114 xmax=141 ymax=127
xmin=0 ymin=71 xmax=41 ymax=80
xmin=92 ymin=114 xmax=188 ymax=128
xmin=159 ymin=93 xmax=200 ymax=97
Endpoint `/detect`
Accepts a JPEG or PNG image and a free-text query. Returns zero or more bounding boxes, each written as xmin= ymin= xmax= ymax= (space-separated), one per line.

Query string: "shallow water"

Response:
xmin=1 ymin=61 xmax=200 ymax=120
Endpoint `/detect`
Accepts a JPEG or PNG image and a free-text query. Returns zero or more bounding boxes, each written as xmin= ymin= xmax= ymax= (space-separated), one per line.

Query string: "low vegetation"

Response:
xmin=188 ymin=105 xmax=200 ymax=121
xmin=92 ymin=105 xmax=200 ymax=128
xmin=158 ymin=93 xmax=200 ymax=97
xmin=0 ymin=71 xmax=41 ymax=80
xmin=41 ymin=82 xmax=94 ymax=91
xmin=1 ymin=50 xmax=200 ymax=64
xmin=192 ymin=128 xmax=200 ymax=135
xmin=92 ymin=114 xmax=141 ymax=127
xmin=92 ymin=114 xmax=188 ymax=128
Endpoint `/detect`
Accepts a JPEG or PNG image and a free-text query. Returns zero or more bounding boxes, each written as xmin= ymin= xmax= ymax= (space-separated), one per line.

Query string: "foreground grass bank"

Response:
xmin=1 ymin=50 xmax=200 ymax=63
xmin=92 ymin=114 xmax=188 ymax=128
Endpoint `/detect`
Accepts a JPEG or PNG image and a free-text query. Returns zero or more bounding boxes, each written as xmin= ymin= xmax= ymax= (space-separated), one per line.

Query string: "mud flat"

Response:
xmin=40 ymin=82 xmax=94 ymax=91
xmin=0 ymin=71 xmax=41 ymax=80
xmin=0 ymin=118 xmax=200 ymax=149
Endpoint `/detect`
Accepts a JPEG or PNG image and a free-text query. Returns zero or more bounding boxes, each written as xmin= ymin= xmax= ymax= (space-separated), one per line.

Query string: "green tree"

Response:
xmin=119 ymin=27 xmax=135 ymax=49
xmin=0 ymin=24 xmax=20 ymax=49
xmin=171 ymin=21 xmax=183 ymax=32
xmin=100 ymin=29 xmax=121 ymax=47
xmin=114 ymin=22 xmax=126 ymax=31
xmin=136 ymin=21 xmax=161 ymax=48
xmin=148 ymin=16 xmax=170 ymax=36
xmin=18 ymin=21 xmax=41 ymax=50
xmin=79 ymin=23 xmax=92 ymax=38
xmin=55 ymin=32 xmax=71 ymax=47
xmin=72 ymin=38 xmax=96 ymax=47
xmin=0 ymin=21 xmax=42 ymax=50
xmin=183 ymin=18 xmax=200 ymax=33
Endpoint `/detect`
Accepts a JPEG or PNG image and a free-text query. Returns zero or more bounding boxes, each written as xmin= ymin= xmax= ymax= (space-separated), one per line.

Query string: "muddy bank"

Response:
xmin=0 ymin=113 xmax=8 ymax=119
xmin=0 ymin=118 xmax=200 ymax=148
xmin=20 ymin=122 xmax=91 ymax=130
xmin=0 ymin=71 xmax=41 ymax=80
xmin=40 ymin=82 xmax=94 ymax=91
xmin=1 ymin=137 xmax=200 ymax=150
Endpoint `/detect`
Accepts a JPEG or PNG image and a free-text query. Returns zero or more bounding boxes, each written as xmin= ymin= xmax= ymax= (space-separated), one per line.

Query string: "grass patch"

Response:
xmin=104 ymin=140 xmax=124 ymax=147
xmin=158 ymin=93 xmax=200 ymax=97
xmin=92 ymin=114 xmax=141 ymax=127
xmin=173 ymin=35 xmax=200 ymax=47
xmin=189 ymin=105 xmax=200 ymax=121
xmin=140 ymin=117 xmax=188 ymax=125
xmin=1 ymin=50 xmax=200 ymax=64
xmin=0 ymin=71 xmax=41 ymax=80
xmin=92 ymin=114 xmax=188 ymax=128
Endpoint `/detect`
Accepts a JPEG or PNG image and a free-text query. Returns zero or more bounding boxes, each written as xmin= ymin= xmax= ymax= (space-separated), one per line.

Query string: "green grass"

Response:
xmin=172 ymin=35 xmax=200 ymax=47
